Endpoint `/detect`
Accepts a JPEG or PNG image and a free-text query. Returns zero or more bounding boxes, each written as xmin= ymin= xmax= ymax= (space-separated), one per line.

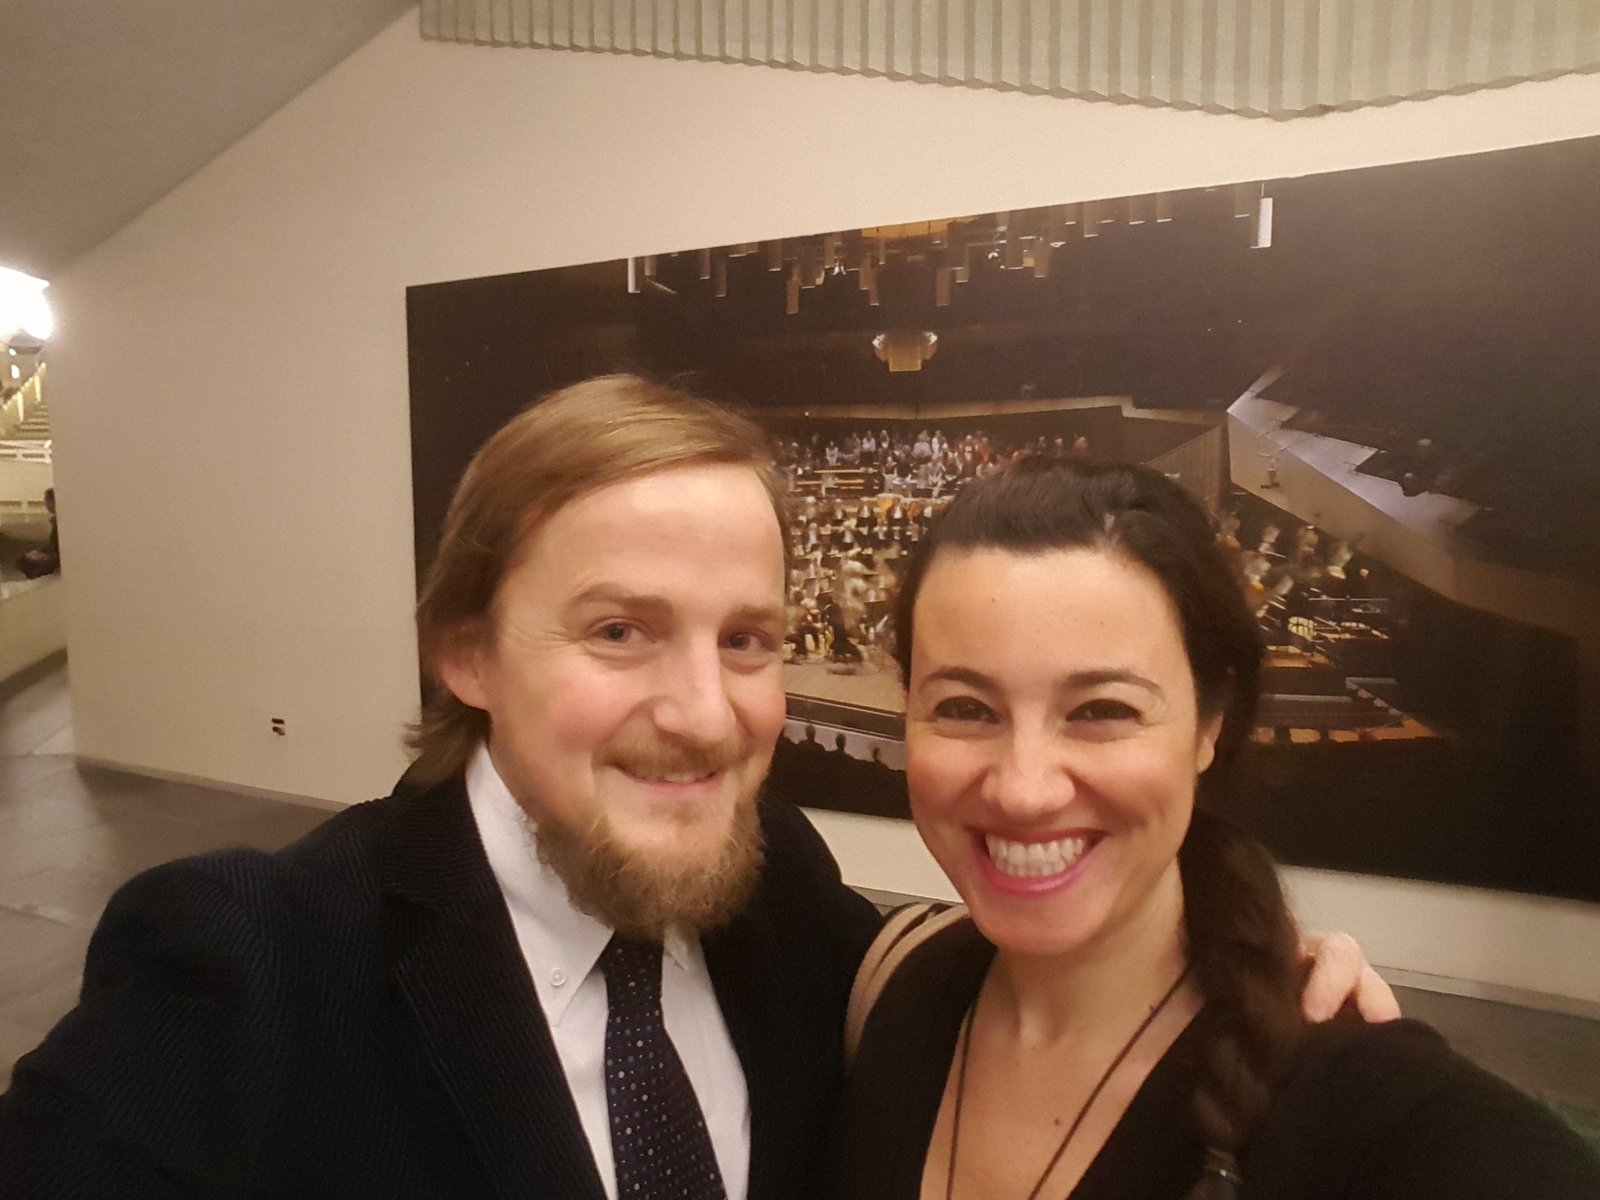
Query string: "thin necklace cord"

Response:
xmin=945 ymin=965 xmax=1192 ymax=1200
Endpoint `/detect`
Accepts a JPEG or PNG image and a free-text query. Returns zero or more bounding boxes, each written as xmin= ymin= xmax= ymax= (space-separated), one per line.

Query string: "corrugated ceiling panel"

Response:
xmin=419 ymin=0 xmax=1600 ymax=118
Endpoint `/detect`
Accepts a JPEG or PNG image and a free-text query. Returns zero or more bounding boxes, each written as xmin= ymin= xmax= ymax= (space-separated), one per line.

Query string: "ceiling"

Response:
xmin=0 ymin=0 xmax=416 ymax=279
xmin=7 ymin=0 xmax=1598 ymax=285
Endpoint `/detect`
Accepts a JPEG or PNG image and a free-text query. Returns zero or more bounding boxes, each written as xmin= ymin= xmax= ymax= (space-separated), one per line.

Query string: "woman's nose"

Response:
xmin=980 ymin=728 xmax=1075 ymax=817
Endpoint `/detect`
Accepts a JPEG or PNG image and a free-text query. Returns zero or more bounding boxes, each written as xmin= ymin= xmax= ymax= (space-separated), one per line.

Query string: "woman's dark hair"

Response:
xmin=891 ymin=458 xmax=1303 ymax=1198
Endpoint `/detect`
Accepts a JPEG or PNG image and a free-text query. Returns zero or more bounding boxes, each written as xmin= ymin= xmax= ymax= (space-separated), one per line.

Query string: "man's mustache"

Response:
xmin=604 ymin=738 xmax=750 ymax=779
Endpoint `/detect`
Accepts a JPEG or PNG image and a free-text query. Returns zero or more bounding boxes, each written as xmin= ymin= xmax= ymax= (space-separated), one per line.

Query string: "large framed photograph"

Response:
xmin=409 ymin=135 xmax=1600 ymax=904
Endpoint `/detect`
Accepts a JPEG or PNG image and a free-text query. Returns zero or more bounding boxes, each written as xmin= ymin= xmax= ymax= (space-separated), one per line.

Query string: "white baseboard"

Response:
xmin=70 ymin=755 xmax=343 ymax=812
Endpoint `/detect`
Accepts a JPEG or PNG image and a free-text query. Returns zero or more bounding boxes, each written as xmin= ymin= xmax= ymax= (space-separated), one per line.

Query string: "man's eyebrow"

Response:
xmin=564 ymin=585 xmax=671 ymax=615
xmin=727 ymin=603 xmax=788 ymax=629
xmin=564 ymin=588 xmax=786 ymax=628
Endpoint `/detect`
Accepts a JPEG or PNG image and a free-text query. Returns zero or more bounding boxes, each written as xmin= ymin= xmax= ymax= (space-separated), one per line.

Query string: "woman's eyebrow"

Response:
xmin=1058 ymin=668 xmax=1162 ymax=695
xmin=919 ymin=665 xmax=997 ymax=691
xmin=920 ymin=666 xmax=1162 ymax=694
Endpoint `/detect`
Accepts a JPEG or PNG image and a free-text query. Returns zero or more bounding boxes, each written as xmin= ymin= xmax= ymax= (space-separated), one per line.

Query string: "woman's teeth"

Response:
xmin=985 ymin=834 xmax=1089 ymax=877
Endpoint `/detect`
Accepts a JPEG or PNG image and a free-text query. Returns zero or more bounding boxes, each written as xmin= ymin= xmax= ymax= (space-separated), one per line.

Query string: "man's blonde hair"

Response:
xmin=408 ymin=374 xmax=786 ymax=784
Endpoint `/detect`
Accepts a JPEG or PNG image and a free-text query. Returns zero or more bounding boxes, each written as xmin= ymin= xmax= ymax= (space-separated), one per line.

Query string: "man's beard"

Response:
xmin=534 ymin=800 xmax=764 ymax=939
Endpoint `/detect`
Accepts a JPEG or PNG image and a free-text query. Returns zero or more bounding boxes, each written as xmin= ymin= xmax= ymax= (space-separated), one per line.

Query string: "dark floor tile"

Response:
xmin=1396 ymin=985 xmax=1600 ymax=1110
xmin=0 ymin=907 xmax=89 ymax=1024
xmin=198 ymin=803 xmax=331 ymax=851
xmin=0 ymin=752 xmax=85 ymax=795
xmin=0 ymin=1016 xmax=53 ymax=1093
xmin=0 ymin=674 xmax=72 ymax=758
xmin=0 ymin=863 xmax=128 ymax=929
xmin=28 ymin=817 xmax=242 ymax=881
xmin=0 ymin=826 xmax=84 ymax=884
xmin=0 ymin=801 xmax=329 ymax=912
xmin=0 ymin=668 xmax=68 ymax=720
xmin=0 ymin=764 xmax=124 ymax=841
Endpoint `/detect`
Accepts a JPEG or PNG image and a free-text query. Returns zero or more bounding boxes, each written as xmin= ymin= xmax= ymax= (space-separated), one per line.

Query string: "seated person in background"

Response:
xmin=824 ymin=458 xmax=1600 ymax=1199
xmin=17 ymin=487 xmax=59 ymax=578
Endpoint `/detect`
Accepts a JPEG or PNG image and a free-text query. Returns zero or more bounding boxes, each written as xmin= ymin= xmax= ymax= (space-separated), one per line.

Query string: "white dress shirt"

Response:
xmin=464 ymin=746 xmax=751 ymax=1200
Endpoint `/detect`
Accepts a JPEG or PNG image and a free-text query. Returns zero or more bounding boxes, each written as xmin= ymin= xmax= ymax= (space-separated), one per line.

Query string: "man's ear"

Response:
xmin=433 ymin=625 xmax=491 ymax=711
xmin=1195 ymin=710 xmax=1224 ymax=775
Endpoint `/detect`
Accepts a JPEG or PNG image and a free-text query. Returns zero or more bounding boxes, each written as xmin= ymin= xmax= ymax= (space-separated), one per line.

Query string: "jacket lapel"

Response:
xmin=381 ymin=777 xmax=608 ymax=1200
xmin=703 ymin=902 xmax=804 ymax=1200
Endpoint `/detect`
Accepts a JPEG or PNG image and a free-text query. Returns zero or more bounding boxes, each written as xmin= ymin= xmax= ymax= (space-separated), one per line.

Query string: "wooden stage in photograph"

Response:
xmin=783 ymin=661 xmax=906 ymax=714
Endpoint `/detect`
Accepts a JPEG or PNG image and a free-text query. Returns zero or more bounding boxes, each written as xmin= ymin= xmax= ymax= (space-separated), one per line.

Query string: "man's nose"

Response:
xmin=652 ymin=643 xmax=739 ymax=745
xmin=980 ymin=727 xmax=1075 ymax=817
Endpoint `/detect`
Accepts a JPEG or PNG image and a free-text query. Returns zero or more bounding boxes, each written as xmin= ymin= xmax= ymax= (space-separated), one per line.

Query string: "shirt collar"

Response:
xmin=463 ymin=745 xmax=700 ymax=1024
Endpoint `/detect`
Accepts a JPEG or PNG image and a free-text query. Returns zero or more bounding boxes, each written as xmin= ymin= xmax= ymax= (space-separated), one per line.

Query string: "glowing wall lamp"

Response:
xmin=0 ymin=268 xmax=54 ymax=342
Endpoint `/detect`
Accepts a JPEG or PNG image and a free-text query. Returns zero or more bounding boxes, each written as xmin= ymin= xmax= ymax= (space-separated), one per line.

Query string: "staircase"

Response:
xmin=10 ymin=393 xmax=50 ymax=442
xmin=0 ymin=367 xmax=53 ymax=533
xmin=1 ymin=363 xmax=51 ymax=463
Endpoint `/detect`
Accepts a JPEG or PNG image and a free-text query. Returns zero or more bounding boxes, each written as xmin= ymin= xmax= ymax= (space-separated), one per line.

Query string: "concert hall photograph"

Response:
xmin=408 ymin=133 xmax=1600 ymax=905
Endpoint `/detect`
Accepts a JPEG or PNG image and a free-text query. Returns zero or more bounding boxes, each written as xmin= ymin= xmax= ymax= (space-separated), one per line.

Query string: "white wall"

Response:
xmin=50 ymin=11 xmax=1600 ymax=1000
xmin=0 ymin=460 xmax=54 ymax=512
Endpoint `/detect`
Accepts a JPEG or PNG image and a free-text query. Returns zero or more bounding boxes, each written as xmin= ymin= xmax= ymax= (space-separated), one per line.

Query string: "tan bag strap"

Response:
xmin=845 ymin=901 xmax=969 ymax=1066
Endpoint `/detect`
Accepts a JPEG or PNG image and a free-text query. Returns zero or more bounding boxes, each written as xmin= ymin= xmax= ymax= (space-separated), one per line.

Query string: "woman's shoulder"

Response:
xmin=827 ymin=907 xmax=989 ymax=1200
xmin=871 ymin=905 xmax=990 ymax=998
xmin=846 ymin=905 xmax=987 ymax=1050
xmin=1247 ymin=1016 xmax=1600 ymax=1198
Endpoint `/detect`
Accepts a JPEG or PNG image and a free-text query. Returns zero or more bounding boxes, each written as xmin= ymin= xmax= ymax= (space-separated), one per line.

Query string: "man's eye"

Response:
xmin=594 ymin=622 xmax=637 ymax=644
xmin=932 ymin=696 xmax=995 ymax=723
xmin=1072 ymin=699 xmax=1139 ymax=722
xmin=725 ymin=631 xmax=766 ymax=650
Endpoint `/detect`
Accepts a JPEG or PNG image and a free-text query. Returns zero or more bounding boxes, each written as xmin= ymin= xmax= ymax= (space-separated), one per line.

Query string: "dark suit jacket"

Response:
xmin=0 ymin=775 xmax=880 ymax=1199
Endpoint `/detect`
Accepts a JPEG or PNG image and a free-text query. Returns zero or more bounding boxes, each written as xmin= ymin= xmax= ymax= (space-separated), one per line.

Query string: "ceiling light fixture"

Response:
xmin=1251 ymin=188 xmax=1274 ymax=249
xmin=0 ymin=268 xmax=53 ymax=342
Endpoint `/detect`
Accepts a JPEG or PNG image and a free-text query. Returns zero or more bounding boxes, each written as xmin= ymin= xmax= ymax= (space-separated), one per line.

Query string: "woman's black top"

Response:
xmin=820 ymin=917 xmax=1600 ymax=1199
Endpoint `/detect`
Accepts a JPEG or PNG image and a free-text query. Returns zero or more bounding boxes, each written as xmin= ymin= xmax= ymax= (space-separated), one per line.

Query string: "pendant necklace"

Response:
xmin=944 ymin=965 xmax=1192 ymax=1200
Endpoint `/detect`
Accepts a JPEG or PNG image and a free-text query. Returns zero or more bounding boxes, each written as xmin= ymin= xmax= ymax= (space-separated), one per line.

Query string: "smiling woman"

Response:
xmin=822 ymin=458 xmax=1600 ymax=1200
xmin=903 ymin=546 xmax=1220 ymax=965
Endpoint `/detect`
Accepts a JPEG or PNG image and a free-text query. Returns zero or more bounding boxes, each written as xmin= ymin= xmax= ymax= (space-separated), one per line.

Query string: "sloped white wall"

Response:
xmin=48 ymin=10 xmax=1600 ymax=1000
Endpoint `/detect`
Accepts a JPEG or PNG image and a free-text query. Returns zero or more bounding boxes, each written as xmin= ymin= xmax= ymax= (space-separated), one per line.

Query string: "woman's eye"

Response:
xmin=932 ymin=696 xmax=995 ymax=723
xmin=1073 ymin=699 xmax=1139 ymax=722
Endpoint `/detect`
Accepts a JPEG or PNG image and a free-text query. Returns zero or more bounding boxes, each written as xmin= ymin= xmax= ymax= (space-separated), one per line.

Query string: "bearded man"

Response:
xmin=0 ymin=377 xmax=881 ymax=1200
xmin=0 ymin=376 xmax=1389 ymax=1199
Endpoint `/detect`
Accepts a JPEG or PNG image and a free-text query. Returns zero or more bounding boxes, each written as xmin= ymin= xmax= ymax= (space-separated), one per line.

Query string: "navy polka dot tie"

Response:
xmin=599 ymin=935 xmax=728 ymax=1200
